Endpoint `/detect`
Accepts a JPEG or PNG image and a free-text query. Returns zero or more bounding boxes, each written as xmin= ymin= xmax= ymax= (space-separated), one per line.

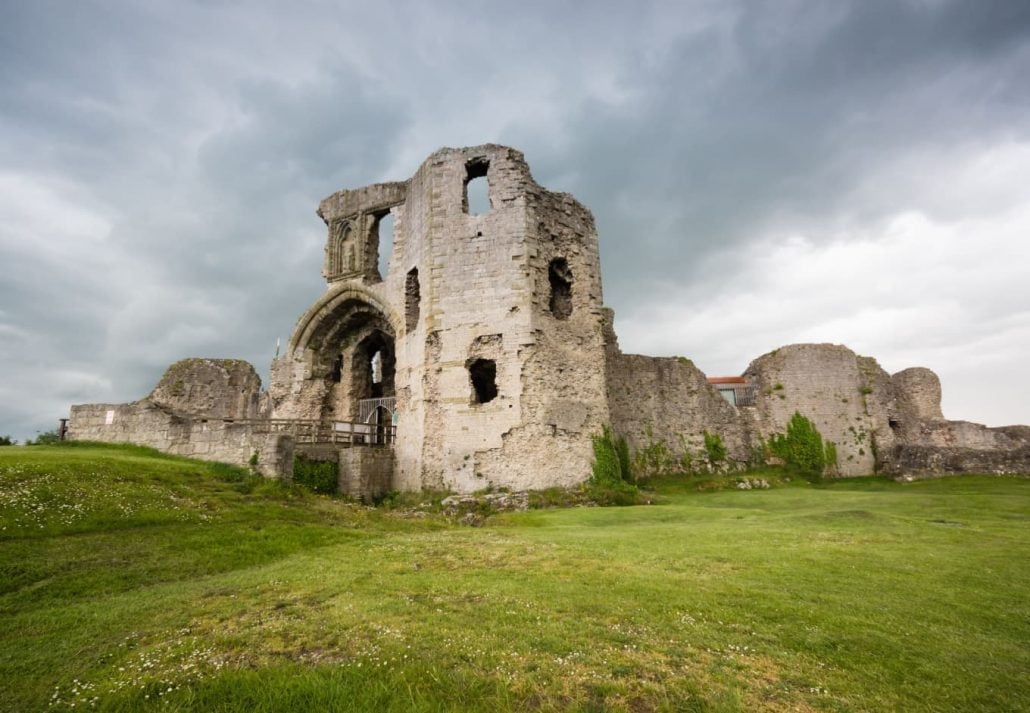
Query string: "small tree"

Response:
xmin=767 ymin=412 xmax=826 ymax=475
xmin=0 ymin=435 xmax=15 ymax=446
xmin=26 ymin=430 xmax=61 ymax=446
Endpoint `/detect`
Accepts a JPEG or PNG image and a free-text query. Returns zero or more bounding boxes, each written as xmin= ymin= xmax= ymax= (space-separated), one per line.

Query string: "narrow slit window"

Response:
xmin=370 ymin=350 xmax=382 ymax=385
xmin=548 ymin=257 xmax=573 ymax=320
xmin=469 ymin=358 xmax=497 ymax=404
xmin=405 ymin=267 xmax=420 ymax=332
xmin=464 ymin=158 xmax=490 ymax=215
xmin=375 ymin=211 xmax=395 ymax=279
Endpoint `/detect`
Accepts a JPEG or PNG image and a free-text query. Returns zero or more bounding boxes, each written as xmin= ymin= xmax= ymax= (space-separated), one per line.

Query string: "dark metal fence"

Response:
xmin=227 ymin=418 xmax=396 ymax=446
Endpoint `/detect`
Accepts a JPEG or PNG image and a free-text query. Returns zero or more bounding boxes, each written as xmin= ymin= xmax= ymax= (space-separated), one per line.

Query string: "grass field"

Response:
xmin=1 ymin=444 xmax=1027 ymax=712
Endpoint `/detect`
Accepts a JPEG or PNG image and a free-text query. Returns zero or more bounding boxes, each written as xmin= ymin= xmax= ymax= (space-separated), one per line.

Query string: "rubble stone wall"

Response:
xmin=67 ymin=402 xmax=292 ymax=478
xmin=606 ymin=352 xmax=750 ymax=466
xmin=743 ymin=344 xmax=890 ymax=476
xmin=339 ymin=447 xmax=394 ymax=501
xmin=149 ymin=358 xmax=264 ymax=419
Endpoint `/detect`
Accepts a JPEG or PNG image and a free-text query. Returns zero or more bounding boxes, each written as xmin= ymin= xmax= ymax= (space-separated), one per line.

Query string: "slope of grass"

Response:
xmin=1 ymin=444 xmax=1027 ymax=712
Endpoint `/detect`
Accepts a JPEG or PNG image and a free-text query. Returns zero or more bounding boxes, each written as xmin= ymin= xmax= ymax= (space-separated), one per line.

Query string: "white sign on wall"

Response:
xmin=105 ymin=410 xmax=115 ymax=425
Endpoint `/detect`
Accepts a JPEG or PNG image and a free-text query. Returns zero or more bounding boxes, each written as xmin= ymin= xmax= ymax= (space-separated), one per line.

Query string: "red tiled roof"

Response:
xmin=707 ymin=376 xmax=747 ymax=385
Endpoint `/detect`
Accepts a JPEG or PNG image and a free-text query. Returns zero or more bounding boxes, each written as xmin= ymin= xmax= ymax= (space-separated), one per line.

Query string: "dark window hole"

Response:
xmin=469 ymin=358 xmax=498 ymax=404
xmin=549 ymin=257 xmax=573 ymax=320
xmin=405 ymin=267 xmax=420 ymax=332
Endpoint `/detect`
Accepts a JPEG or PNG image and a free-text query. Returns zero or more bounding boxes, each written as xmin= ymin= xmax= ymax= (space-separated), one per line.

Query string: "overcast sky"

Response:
xmin=2 ymin=0 xmax=1029 ymax=441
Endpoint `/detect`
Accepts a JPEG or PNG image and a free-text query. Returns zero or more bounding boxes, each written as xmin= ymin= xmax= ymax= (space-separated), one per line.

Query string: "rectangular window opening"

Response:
xmin=464 ymin=158 xmax=490 ymax=215
xmin=469 ymin=358 xmax=498 ymax=404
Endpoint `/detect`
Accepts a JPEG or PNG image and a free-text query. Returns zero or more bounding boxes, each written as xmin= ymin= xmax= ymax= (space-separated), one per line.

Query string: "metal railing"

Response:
xmin=735 ymin=384 xmax=759 ymax=407
xmin=359 ymin=396 xmax=396 ymax=424
xmin=222 ymin=418 xmax=395 ymax=446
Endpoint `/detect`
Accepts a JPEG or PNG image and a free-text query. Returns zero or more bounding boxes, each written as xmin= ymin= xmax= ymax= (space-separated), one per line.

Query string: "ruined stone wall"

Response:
xmin=387 ymin=153 xmax=433 ymax=491
xmin=67 ymin=402 xmax=292 ymax=478
xmin=466 ymin=163 xmax=612 ymax=490
xmin=874 ymin=364 xmax=1030 ymax=475
xmin=885 ymin=444 xmax=1030 ymax=475
xmin=411 ymin=147 xmax=536 ymax=491
xmin=743 ymin=344 xmax=892 ymax=476
xmin=148 ymin=358 xmax=264 ymax=419
xmin=276 ymin=145 xmax=612 ymax=493
xmin=606 ymin=352 xmax=751 ymax=466
xmin=404 ymin=146 xmax=610 ymax=491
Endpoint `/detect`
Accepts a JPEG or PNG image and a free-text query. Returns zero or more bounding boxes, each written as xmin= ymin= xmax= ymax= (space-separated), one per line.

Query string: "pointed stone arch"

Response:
xmin=285 ymin=284 xmax=399 ymax=421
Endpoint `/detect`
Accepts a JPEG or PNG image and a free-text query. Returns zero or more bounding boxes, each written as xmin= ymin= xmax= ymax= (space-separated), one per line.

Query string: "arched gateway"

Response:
xmin=274 ymin=284 xmax=398 ymax=426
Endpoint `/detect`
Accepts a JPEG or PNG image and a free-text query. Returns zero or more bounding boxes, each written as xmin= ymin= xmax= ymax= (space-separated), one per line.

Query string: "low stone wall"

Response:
xmin=68 ymin=401 xmax=292 ymax=478
xmin=909 ymin=419 xmax=1027 ymax=450
xmin=339 ymin=447 xmax=394 ymax=501
xmin=883 ymin=444 xmax=1030 ymax=476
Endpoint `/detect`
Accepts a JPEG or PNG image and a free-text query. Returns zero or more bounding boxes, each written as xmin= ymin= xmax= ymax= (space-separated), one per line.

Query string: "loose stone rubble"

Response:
xmin=69 ymin=145 xmax=1030 ymax=496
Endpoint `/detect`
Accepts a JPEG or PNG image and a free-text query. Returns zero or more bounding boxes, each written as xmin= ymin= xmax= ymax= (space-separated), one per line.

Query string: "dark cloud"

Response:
xmin=2 ymin=0 xmax=1029 ymax=439
xmin=516 ymin=0 xmax=1030 ymax=313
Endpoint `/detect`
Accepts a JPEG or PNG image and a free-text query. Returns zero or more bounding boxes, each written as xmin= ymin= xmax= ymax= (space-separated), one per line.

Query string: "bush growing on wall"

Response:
xmin=590 ymin=426 xmax=639 ymax=504
xmin=292 ymin=456 xmax=338 ymax=495
xmin=767 ymin=412 xmax=828 ymax=475
xmin=824 ymin=440 xmax=839 ymax=474
xmin=703 ymin=431 xmax=727 ymax=466
xmin=591 ymin=425 xmax=632 ymax=484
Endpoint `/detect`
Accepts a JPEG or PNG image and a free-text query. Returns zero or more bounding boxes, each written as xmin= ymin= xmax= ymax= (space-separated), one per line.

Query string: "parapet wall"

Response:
xmin=67 ymin=401 xmax=292 ymax=477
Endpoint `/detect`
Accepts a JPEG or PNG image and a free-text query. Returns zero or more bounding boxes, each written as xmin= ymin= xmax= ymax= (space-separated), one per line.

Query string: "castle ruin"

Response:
xmin=68 ymin=145 xmax=1030 ymax=495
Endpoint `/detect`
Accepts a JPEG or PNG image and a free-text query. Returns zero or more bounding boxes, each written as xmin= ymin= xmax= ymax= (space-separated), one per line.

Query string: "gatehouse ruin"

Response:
xmin=68 ymin=145 xmax=1030 ymax=496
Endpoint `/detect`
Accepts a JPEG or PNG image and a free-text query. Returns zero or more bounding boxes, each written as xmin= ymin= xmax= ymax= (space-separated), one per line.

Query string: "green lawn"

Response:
xmin=1 ymin=444 xmax=1027 ymax=712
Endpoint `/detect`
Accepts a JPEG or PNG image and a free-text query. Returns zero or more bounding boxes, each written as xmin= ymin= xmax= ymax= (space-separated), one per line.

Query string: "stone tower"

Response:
xmin=268 ymin=145 xmax=611 ymax=492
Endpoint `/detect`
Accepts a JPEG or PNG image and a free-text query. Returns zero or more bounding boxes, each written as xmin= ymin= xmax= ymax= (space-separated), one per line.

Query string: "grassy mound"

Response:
xmin=1 ymin=444 xmax=1028 ymax=711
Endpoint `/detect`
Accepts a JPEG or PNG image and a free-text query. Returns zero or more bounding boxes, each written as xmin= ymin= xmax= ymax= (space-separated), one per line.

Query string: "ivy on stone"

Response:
xmin=767 ymin=412 xmax=827 ymax=475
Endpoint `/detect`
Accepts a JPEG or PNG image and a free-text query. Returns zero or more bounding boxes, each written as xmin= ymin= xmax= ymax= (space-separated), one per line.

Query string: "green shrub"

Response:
xmin=824 ymin=440 xmax=838 ymax=473
xmin=0 ymin=435 xmax=15 ymax=446
xmin=591 ymin=425 xmax=632 ymax=484
xmin=767 ymin=412 xmax=826 ymax=476
xmin=676 ymin=435 xmax=695 ymax=473
xmin=590 ymin=426 xmax=640 ymax=505
xmin=615 ymin=434 xmax=631 ymax=483
xmin=703 ymin=431 xmax=727 ymax=465
xmin=292 ymin=456 xmax=338 ymax=495
xmin=585 ymin=478 xmax=641 ymax=506
xmin=26 ymin=430 xmax=61 ymax=446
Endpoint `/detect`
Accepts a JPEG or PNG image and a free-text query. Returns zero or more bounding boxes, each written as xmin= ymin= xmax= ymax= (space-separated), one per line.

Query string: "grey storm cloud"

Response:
xmin=2 ymin=0 xmax=1029 ymax=440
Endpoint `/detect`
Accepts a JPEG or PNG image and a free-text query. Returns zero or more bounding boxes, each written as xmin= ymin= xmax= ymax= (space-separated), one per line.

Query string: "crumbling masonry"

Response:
xmin=69 ymin=145 xmax=1030 ymax=496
